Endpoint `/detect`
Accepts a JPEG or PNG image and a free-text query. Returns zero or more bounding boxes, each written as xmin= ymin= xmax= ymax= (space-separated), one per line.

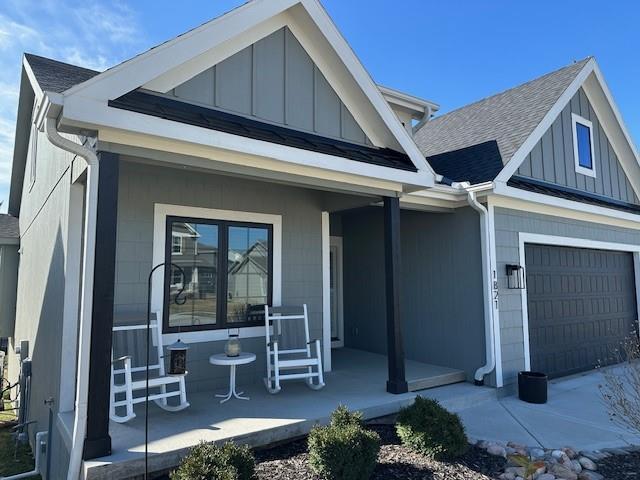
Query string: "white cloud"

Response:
xmin=0 ymin=0 xmax=147 ymax=211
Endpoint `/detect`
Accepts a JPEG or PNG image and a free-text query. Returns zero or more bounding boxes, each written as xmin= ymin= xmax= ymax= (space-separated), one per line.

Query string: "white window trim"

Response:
xmin=28 ymin=102 xmax=39 ymax=191
xmin=572 ymin=113 xmax=596 ymax=178
xmin=152 ymin=203 xmax=282 ymax=344
xmin=518 ymin=232 xmax=640 ymax=372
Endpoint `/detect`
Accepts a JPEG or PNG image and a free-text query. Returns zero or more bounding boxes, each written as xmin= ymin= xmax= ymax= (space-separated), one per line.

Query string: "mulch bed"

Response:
xmin=597 ymin=451 xmax=640 ymax=479
xmin=254 ymin=424 xmax=506 ymax=479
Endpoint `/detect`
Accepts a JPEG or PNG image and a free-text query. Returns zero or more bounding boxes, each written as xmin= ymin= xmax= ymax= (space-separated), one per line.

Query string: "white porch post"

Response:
xmin=321 ymin=211 xmax=331 ymax=372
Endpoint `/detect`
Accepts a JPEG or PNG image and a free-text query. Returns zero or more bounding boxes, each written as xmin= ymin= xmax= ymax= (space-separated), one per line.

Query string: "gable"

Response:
xmin=169 ymin=27 xmax=369 ymax=145
xmin=515 ymin=87 xmax=639 ymax=205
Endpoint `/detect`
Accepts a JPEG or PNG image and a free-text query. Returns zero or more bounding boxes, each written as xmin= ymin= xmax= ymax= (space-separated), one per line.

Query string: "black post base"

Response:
xmin=83 ymin=435 xmax=112 ymax=460
xmin=386 ymin=379 xmax=409 ymax=395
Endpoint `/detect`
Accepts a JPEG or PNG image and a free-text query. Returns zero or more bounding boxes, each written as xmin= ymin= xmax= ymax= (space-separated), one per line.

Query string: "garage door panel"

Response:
xmin=526 ymin=244 xmax=637 ymax=378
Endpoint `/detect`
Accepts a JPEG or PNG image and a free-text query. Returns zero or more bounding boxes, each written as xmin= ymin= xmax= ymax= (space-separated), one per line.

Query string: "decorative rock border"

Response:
xmin=475 ymin=440 xmax=640 ymax=480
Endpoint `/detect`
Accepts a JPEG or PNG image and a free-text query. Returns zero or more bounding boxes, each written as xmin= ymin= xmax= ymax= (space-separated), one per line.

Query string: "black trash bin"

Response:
xmin=518 ymin=371 xmax=548 ymax=404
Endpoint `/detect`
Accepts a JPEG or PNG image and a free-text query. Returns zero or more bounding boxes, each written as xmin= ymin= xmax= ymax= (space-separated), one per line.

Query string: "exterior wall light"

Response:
xmin=506 ymin=264 xmax=526 ymax=290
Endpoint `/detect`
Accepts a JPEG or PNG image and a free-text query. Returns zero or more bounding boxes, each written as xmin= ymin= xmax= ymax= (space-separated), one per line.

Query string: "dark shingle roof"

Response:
xmin=109 ymin=91 xmax=417 ymax=171
xmin=509 ymin=176 xmax=640 ymax=215
xmin=426 ymin=140 xmax=503 ymax=185
xmin=415 ymin=58 xmax=592 ymax=183
xmin=0 ymin=214 xmax=19 ymax=239
xmin=25 ymin=53 xmax=100 ymax=93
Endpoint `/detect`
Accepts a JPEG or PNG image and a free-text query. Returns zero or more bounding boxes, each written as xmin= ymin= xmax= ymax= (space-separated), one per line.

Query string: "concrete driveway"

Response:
xmin=456 ymin=367 xmax=640 ymax=451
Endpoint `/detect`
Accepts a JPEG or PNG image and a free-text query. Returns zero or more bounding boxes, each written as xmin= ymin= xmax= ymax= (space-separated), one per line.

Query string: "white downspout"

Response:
xmin=465 ymin=189 xmax=496 ymax=385
xmin=44 ymin=116 xmax=99 ymax=480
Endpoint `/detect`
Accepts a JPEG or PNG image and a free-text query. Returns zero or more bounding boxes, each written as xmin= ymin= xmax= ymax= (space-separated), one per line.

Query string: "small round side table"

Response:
xmin=209 ymin=352 xmax=256 ymax=403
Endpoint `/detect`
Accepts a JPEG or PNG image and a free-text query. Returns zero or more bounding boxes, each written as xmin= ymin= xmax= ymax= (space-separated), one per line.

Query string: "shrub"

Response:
xmin=396 ymin=396 xmax=467 ymax=460
xmin=329 ymin=404 xmax=364 ymax=428
xmin=600 ymin=333 xmax=640 ymax=434
xmin=171 ymin=441 xmax=255 ymax=480
xmin=308 ymin=406 xmax=380 ymax=480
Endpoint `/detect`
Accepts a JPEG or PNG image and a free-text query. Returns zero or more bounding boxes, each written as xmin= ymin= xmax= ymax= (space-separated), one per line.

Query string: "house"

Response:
xmin=3 ymin=0 xmax=640 ymax=478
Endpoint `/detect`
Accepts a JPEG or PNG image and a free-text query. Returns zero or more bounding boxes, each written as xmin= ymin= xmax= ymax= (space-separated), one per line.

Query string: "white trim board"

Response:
xmin=492 ymin=184 xmax=640 ymax=229
xmin=321 ymin=212 xmax=331 ymax=372
xmin=517 ymin=232 xmax=640 ymax=372
xmin=572 ymin=113 xmax=597 ymax=178
xmin=495 ymin=59 xmax=595 ymax=184
xmin=152 ymin=203 xmax=282 ymax=344
xmin=495 ymin=59 xmax=640 ymax=201
xmin=487 ymin=200 xmax=504 ymax=388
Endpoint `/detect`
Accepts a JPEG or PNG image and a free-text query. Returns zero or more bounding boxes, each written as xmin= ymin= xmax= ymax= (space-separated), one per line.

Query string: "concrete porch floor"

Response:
xmin=84 ymin=348 xmax=486 ymax=479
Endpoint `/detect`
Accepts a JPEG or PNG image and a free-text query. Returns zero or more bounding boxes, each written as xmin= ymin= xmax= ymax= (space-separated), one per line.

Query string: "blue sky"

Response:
xmin=0 ymin=0 xmax=638 ymax=210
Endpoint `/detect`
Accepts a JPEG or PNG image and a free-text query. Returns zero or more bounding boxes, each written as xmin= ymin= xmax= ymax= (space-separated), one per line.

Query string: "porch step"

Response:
xmin=407 ymin=370 xmax=467 ymax=392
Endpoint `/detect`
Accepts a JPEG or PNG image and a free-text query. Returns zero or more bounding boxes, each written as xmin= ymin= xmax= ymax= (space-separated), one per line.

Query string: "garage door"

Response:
xmin=525 ymin=244 xmax=637 ymax=378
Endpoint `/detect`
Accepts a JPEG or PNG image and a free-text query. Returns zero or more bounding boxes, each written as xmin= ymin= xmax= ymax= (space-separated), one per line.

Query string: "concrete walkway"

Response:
xmin=458 ymin=367 xmax=640 ymax=451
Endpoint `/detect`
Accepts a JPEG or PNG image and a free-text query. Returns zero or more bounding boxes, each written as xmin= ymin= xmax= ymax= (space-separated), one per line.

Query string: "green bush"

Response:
xmin=308 ymin=406 xmax=380 ymax=480
xmin=171 ymin=441 xmax=255 ymax=480
xmin=329 ymin=404 xmax=364 ymax=428
xmin=396 ymin=396 xmax=467 ymax=460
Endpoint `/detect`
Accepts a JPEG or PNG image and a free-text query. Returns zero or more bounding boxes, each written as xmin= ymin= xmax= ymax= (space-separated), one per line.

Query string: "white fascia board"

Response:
xmin=22 ymin=56 xmax=43 ymax=99
xmin=63 ymin=0 xmax=296 ymax=101
xmin=294 ymin=0 xmax=434 ymax=176
xmin=63 ymin=98 xmax=430 ymax=189
xmin=378 ymin=85 xmax=440 ymax=116
xmin=494 ymin=59 xmax=596 ymax=184
xmin=582 ymin=65 xmax=640 ymax=199
xmin=493 ymin=182 xmax=640 ymax=229
xmin=143 ymin=14 xmax=289 ymax=93
xmin=60 ymin=0 xmax=434 ymax=179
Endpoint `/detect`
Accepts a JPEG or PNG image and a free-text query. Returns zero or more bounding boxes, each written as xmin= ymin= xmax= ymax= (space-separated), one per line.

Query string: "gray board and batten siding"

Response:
xmin=169 ymin=27 xmax=371 ymax=146
xmin=517 ymin=88 xmax=639 ymax=205
xmin=338 ymin=206 xmax=486 ymax=382
xmin=494 ymin=207 xmax=640 ymax=386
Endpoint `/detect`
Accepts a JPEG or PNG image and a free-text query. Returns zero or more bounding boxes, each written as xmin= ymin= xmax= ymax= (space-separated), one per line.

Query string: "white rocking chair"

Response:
xmin=110 ymin=316 xmax=189 ymax=423
xmin=264 ymin=304 xmax=325 ymax=394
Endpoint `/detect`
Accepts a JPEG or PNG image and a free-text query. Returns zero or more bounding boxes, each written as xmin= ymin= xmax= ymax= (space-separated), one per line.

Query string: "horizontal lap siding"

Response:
xmin=114 ymin=159 xmax=327 ymax=392
xmin=342 ymin=207 xmax=485 ymax=381
xmin=494 ymin=207 xmax=640 ymax=385
xmin=517 ymin=88 xmax=639 ymax=204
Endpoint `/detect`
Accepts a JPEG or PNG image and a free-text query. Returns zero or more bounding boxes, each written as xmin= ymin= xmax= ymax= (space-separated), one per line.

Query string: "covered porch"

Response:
xmin=82 ymin=348 xmax=486 ymax=480
xmin=76 ymin=140 xmax=484 ymax=471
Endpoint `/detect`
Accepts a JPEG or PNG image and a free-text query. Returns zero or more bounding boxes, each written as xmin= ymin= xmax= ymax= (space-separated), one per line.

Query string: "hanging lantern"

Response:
xmin=506 ymin=264 xmax=526 ymax=290
xmin=167 ymin=339 xmax=189 ymax=376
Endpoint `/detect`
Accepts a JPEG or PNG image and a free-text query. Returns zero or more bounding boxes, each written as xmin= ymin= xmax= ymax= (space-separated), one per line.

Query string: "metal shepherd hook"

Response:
xmin=145 ymin=262 xmax=187 ymax=479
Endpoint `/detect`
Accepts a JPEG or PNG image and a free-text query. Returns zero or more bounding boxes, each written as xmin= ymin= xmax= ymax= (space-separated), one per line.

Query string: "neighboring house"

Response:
xmin=0 ymin=214 xmax=19 ymax=355
xmin=3 ymin=0 xmax=640 ymax=478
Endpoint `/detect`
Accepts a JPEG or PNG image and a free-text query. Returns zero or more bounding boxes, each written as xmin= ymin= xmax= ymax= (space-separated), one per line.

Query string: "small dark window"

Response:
xmin=163 ymin=216 xmax=272 ymax=333
xmin=576 ymin=122 xmax=593 ymax=169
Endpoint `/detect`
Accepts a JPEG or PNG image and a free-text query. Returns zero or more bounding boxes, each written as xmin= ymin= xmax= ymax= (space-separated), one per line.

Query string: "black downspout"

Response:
xmin=383 ymin=196 xmax=408 ymax=394
xmin=83 ymin=151 xmax=119 ymax=459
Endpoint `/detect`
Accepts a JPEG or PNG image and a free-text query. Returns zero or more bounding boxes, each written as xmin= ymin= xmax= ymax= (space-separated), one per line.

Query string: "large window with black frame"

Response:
xmin=164 ymin=216 xmax=273 ymax=333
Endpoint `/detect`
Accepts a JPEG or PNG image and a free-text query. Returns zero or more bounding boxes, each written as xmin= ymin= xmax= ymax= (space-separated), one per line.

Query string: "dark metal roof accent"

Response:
xmin=108 ymin=91 xmax=417 ymax=172
xmin=508 ymin=176 xmax=640 ymax=215
xmin=25 ymin=53 xmax=100 ymax=93
xmin=0 ymin=214 xmax=19 ymax=239
xmin=427 ymin=140 xmax=503 ymax=185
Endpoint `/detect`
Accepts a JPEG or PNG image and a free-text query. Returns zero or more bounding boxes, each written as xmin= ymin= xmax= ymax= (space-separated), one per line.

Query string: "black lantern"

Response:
xmin=167 ymin=339 xmax=189 ymax=376
xmin=506 ymin=264 xmax=526 ymax=289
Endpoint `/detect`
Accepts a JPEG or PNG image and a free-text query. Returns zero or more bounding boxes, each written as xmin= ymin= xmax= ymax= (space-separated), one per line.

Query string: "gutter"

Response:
xmin=41 ymin=97 xmax=99 ymax=480
xmin=446 ymin=179 xmax=497 ymax=385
